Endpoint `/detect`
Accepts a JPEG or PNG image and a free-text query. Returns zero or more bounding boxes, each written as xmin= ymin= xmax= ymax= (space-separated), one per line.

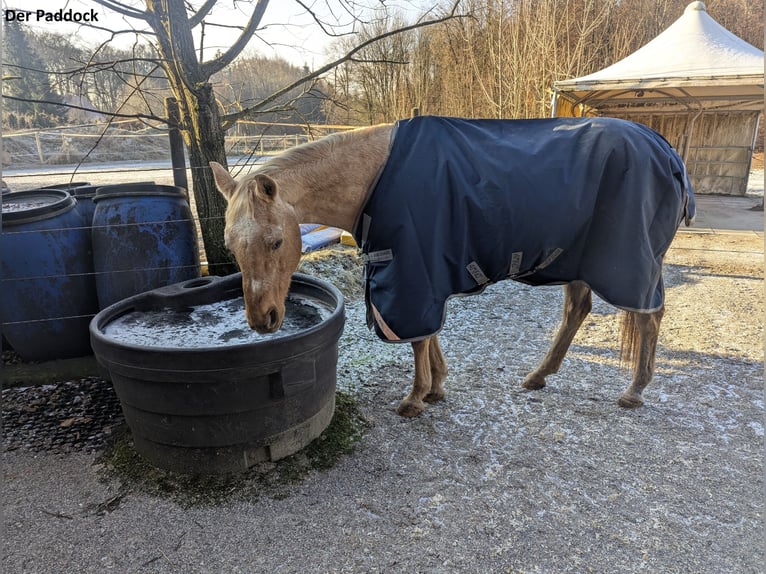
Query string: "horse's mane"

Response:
xmin=257 ymin=129 xmax=358 ymax=177
xmin=225 ymin=125 xmax=391 ymax=221
xmin=255 ymin=124 xmax=390 ymax=181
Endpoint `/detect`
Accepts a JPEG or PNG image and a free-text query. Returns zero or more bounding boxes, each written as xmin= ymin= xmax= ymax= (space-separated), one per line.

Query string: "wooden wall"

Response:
xmin=554 ymin=97 xmax=761 ymax=195
xmin=619 ymin=110 xmax=760 ymax=196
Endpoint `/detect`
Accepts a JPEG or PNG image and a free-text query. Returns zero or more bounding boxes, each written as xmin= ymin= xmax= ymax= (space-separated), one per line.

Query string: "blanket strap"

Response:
xmin=509 ymin=248 xmax=564 ymax=279
xmin=360 ymin=213 xmax=395 ymax=264
xmin=466 ymin=261 xmax=490 ymax=285
xmin=363 ymin=249 xmax=393 ymax=264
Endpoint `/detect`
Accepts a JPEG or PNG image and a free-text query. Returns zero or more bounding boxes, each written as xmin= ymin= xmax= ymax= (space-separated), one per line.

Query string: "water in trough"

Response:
xmin=103 ymin=295 xmax=332 ymax=348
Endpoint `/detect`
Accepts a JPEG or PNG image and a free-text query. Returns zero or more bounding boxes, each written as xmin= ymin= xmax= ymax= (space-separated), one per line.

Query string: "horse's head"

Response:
xmin=211 ymin=162 xmax=302 ymax=333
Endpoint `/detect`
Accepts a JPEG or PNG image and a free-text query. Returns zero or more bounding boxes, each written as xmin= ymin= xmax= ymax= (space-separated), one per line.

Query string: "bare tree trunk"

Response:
xmin=81 ymin=0 xmax=462 ymax=273
xmin=180 ymin=84 xmax=233 ymax=274
xmin=145 ymin=0 xmax=236 ymax=274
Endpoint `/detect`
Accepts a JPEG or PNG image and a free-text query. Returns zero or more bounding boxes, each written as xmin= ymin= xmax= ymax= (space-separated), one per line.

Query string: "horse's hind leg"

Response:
xmin=618 ymin=308 xmax=664 ymax=408
xmin=522 ymin=281 xmax=592 ymax=391
xmin=397 ymin=338 xmax=433 ymax=417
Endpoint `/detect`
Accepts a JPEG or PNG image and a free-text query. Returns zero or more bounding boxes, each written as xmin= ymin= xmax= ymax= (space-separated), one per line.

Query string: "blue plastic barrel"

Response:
xmin=1 ymin=190 xmax=99 ymax=360
xmin=43 ymin=182 xmax=157 ymax=228
xmin=91 ymin=184 xmax=201 ymax=310
xmin=42 ymin=183 xmax=98 ymax=228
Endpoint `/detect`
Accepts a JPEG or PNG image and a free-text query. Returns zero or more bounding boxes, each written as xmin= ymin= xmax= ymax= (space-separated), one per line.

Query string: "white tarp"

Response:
xmin=554 ymin=1 xmax=764 ymax=112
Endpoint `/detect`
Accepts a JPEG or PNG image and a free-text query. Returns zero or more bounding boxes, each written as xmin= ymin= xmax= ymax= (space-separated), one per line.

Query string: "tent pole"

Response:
xmin=744 ymin=113 xmax=760 ymax=179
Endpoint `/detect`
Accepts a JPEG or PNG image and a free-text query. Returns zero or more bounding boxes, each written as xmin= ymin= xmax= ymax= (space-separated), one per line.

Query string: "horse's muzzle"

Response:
xmin=246 ymin=306 xmax=282 ymax=334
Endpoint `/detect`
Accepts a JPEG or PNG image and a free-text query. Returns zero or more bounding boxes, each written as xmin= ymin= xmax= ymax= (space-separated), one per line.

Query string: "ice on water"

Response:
xmin=103 ymin=295 xmax=333 ymax=348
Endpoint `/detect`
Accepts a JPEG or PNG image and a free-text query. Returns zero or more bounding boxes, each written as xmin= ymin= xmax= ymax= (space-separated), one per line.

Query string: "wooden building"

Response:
xmin=552 ymin=1 xmax=763 ymax=195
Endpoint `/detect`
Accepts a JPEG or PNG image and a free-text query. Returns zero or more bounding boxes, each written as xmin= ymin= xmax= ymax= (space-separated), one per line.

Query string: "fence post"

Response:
xmin=164 ymin=97 xmax=189 ymax=193
xmin=34 ymin=131 xmax=44 ymax=164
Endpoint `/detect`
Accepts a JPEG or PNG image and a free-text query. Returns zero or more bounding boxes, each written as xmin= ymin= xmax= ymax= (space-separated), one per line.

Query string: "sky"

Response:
xmin=6 ymin=0 xmax=436 ymax=68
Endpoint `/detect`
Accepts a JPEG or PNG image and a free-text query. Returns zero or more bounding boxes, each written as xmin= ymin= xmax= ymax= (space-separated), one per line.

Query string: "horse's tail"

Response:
xmin=619 ymin=311 xmax=640 ymax=374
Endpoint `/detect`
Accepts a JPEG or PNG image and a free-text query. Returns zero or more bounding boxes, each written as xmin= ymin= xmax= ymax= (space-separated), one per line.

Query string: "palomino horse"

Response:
xmin=211 ymin=116 xmax=694 ymax=418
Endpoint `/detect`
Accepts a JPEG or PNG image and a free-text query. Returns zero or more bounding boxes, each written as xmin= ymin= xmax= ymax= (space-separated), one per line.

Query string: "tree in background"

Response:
xmin=214 ymin=55 xmax=329 ymax=127
xmin=4 ymin=0 xmax=759 ymax=267
xmin=330 ymin=0 xmax=762 ymax=121
xmin=334 ymin=12 xmax=418 ymax=124
xmin=13 ymin=31 xmax=169 ymax=121
xmin=71 ymin=0 xmax=461 ymax=274
xmin=2 ymin=17 xmax=64 ymax=128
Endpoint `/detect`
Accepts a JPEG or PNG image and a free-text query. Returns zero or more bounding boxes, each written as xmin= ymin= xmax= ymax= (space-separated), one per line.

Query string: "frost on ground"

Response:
xmin=746 ymin=168 xmax=763 ymax=196
xmin=308 ymin=234 xmax=763 ymax=573
xmin=2 ymin=205 xmax=763 ymax=572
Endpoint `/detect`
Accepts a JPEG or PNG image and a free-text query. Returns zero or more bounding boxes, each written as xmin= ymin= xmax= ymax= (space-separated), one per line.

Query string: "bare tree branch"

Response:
xmin=348 ymin=57 xmax=410 ymax=65
xmin=1 ymin=94 xmax=168 ymax=124
xmin=200 ymin=0 xmax=270 ymax=77
xmin=188 ymin=0 xmax=217 ymax=28
xmin=222 ymin=0 xmax=465 ymax=126
xmin=71 ymin=63 xmax=168 ymax=177
xmin=294 ymin=0 xmax=356 ymax=38
xmin=93 ymin=0 xmax=148 ymax=20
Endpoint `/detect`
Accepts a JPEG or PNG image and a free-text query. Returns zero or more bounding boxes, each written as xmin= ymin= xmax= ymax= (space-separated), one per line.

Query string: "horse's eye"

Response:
xmin=272 ymin=239 xmax=283 ymax=251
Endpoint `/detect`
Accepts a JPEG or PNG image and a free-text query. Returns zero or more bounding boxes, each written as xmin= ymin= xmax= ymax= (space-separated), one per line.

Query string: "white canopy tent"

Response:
xmin=553 ymin=1 xmax=764 ymax=195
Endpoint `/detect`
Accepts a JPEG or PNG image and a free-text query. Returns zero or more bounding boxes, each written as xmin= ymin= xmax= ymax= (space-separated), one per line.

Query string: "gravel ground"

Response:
xmin=2 ymin=225 xmax=763 ymax=573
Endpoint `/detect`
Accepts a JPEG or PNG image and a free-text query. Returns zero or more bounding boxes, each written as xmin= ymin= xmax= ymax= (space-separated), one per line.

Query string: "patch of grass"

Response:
xmin=96 ymin=391 xmax=369 ymax=507
xmin=276 ymin=392 xmax=368 ymax=482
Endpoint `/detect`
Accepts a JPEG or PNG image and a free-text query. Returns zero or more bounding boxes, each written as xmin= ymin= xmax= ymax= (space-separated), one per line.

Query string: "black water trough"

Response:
xmin=90 ymin=272 xmax=344 ymax=474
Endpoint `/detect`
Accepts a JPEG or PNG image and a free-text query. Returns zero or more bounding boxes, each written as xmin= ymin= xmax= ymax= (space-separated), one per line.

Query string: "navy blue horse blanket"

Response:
xmin=352 ymin=116 xmax=695 ymax=342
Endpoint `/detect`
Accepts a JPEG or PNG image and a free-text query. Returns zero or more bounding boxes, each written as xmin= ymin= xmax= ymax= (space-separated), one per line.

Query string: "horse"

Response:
xmin=211 ymin=115 xmax=694 ymax=418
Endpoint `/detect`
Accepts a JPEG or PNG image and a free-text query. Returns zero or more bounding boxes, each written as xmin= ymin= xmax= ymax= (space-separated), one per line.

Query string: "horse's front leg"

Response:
xmin=522 ymin=281 xmax=592 ymax=390
xmin=397 ymin=336 xmax=446 ymax=417
xmin=425 ymin=334 xmax=448 ymax=403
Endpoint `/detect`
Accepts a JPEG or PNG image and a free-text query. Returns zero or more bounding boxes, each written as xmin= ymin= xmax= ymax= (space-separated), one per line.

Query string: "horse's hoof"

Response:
xmin=396 ymin=399 xmax=425 ymax=417
xmin=522 ymin=373 xmax=546 ymax=390
xmin=618 ymin=393 xmax=644 ymax=408
xmin=424 ymin=388 xmax=445 ymax=403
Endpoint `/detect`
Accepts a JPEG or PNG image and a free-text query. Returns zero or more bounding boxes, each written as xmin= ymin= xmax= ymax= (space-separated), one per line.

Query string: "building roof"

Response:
xmin=554 ymin=1 xmax=764 ymax=112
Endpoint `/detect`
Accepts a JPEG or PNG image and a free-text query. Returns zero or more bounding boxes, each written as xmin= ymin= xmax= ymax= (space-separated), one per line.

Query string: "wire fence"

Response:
xmin=1 ymin=120 xmax=355 ymax=273
xmin=1 ymin=120 xmax=355 ymax=169
xmin=1 ymin=122 xmax=762 ymax=352
xmin=2 ymin=128 xmax=316 ymax=168
xmin=1 ymin=208 xmax=205 ymax=334
xmin=0 ymin=122 xmax=344 ymax=345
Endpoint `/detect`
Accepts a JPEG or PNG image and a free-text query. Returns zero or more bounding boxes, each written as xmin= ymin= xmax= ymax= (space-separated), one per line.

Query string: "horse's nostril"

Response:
xmin=267 ymin=307 xmax=279 ymax=329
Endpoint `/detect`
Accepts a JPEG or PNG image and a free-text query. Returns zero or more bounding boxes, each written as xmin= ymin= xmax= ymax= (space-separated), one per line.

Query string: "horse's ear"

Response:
xmin=210 ymin=162 xmax=236 ymax=200
xmin=252 ymin=174 xmax=278 ymax=202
